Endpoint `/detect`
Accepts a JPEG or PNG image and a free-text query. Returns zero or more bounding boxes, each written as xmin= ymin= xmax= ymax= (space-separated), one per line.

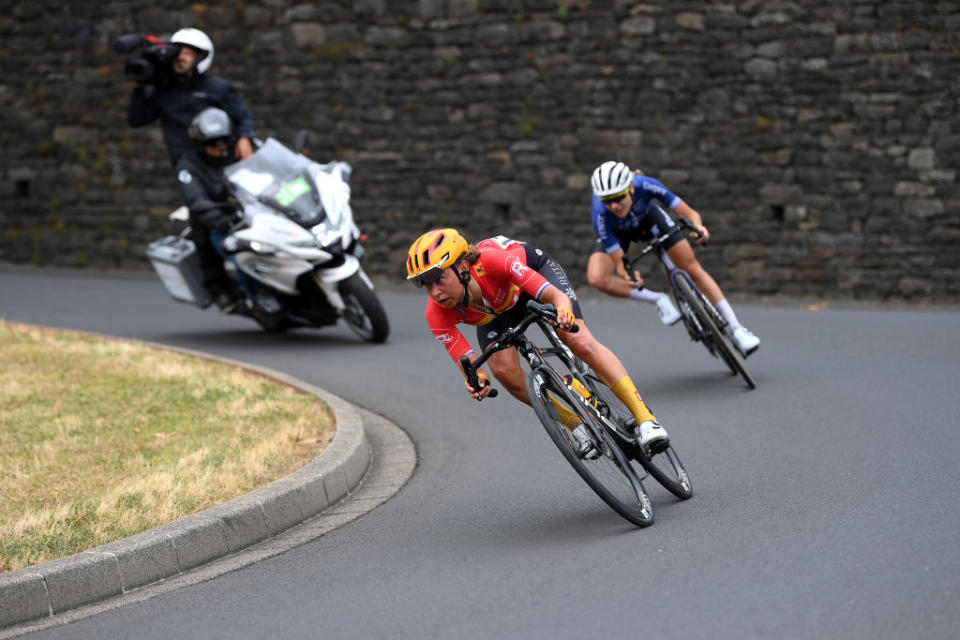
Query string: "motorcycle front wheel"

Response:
xmin=338 ymin=272 xmax=390 ymax=343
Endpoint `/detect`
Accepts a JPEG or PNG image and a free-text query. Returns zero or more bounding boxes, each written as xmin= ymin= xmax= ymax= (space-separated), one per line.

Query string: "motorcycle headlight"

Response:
xmin=223 ymin=237 xmax=277 ymax=255
xmin=249 ymin=240 xmax=278 ymax=255
xmin=312 ymin=225 xmax=344 ymax=249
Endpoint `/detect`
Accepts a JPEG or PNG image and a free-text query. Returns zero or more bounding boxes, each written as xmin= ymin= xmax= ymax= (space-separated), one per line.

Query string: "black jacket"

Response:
xmin=128 ymin=73 xmax=255 ymax=167
xmin=175 ymin=149 xmax=237 ymax=233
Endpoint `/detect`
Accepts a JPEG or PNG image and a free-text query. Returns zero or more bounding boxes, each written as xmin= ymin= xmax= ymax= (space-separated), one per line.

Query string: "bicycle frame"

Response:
xmin=623 ymin=206 xmax=730 ymax=355
xmin=460 ymin=302 xmax=637 ymax=446
xmin=460 ymin=301 xmax=694 ymax=507
xmin=662 ymin=252 xmax=722 ymax=355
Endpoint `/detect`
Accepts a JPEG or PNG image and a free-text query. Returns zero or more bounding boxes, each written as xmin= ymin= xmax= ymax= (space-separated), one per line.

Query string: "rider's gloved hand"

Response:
xmin=211 ymin=217 xmax=233 ymax=235
xmin=199 ymin=208 xmax=234 ymax=235
xmin=554 ymin=307 xmax=576 ymax=331
xmin=692 ymin=224 xmax=710 ymax=245
xmin=465 ymin=374 xmax=492 ymax=400
xmin=697 ymin=225 xmax=710 ymax=244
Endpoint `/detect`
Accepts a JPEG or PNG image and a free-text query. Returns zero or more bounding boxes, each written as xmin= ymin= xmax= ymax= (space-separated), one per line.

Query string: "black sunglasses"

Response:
xmin=412 ymin=266 xmax=444 ymax=288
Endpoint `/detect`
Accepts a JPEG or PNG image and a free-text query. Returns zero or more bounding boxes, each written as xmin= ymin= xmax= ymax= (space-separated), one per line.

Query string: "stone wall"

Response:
xmin=2 ymin=1 xmax=958 ymax=301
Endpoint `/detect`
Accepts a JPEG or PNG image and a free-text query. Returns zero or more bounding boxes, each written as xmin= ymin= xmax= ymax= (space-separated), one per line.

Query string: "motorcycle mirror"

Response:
xmin=293 ymin=130 xmax=308 ymax=153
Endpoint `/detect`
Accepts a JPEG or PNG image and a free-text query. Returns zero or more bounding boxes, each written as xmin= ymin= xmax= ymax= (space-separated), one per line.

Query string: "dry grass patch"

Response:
xmin=0 ymin=320 xmax=334 ymax=573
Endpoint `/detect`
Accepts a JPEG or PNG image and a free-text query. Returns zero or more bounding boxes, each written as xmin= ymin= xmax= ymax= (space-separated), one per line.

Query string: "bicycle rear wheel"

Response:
xmin=526 ymin=367 xmax=654 ymax=527
xmin=587 ymin=374 xmax=693 ymax=500
xmin=675 ymin=277 xmax=756 ymax=389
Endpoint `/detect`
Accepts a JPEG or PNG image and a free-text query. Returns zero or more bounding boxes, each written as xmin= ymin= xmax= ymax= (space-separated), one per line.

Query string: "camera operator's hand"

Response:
xmin=236 ymin=137 xmax=253 ymax=159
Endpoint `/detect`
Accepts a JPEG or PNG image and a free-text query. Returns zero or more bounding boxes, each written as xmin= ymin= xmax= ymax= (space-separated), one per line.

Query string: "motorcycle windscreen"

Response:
xmin=225 ymin=138 xmax=325 ymax=227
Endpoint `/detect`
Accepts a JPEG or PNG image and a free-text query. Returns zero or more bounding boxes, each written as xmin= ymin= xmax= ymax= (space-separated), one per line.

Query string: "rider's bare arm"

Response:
xmin=674 ymin=201 xmax=710 ymax=244
xmin=607 ymin=247 xmax=644 ymax=286
xmin=538 ymin=285 xmax=577 ymax=330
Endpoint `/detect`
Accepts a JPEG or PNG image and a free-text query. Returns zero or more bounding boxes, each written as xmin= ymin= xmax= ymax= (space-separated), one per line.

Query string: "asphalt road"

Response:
xmin=2 ymin=269 xmax=959 ymax=639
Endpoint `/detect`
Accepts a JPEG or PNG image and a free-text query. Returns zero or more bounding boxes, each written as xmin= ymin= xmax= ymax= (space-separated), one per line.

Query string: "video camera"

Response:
xmin=114 ymin=34 xmax=181 ymax=87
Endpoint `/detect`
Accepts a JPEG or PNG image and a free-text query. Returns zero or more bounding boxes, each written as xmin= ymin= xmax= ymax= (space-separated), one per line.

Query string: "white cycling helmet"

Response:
xmin=591 ymin=161 xmax=633 ymax=199
xmin=170 ymin=28 xmax=214 ymax=74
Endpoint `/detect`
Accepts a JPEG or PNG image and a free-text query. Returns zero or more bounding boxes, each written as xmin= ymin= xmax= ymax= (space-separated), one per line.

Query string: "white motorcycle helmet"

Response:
xmin=187 ymin=107 xmax=235 ymax=165
xmin=170 ymin=28 xmax=214 ymax=74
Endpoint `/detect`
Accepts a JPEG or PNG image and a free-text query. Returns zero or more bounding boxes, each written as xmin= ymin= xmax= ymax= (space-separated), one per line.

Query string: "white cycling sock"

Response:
xmin=715 ymin=299 xmax=743 ymax=330
xmin=629 ymin=287 xmax=666 ymax=304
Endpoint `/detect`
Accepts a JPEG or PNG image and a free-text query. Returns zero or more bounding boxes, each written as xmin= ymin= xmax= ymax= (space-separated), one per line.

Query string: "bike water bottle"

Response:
xmin=564 ymin=375 xmax=596 ymax=406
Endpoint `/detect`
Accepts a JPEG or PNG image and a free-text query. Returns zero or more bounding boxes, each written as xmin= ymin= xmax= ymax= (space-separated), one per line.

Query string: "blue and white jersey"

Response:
xmin=591 ymin=174 xmax=682 ymax=254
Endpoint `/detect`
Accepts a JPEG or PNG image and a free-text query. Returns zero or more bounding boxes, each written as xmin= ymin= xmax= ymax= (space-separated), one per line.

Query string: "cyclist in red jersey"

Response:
xmin=407 ymin=228 xmax=670 ymax=456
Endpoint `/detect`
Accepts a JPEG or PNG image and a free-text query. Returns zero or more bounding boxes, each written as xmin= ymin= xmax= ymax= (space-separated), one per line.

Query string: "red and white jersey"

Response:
xmin=424 ymin=236 xmax=551 ymax=363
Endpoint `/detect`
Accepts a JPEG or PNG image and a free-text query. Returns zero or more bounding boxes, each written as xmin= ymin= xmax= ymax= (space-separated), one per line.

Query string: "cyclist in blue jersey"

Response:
xmin=586 ymin=161 xmax=760 ymax=356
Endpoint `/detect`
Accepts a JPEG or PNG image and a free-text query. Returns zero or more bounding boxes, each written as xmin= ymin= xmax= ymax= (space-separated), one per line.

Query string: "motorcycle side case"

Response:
xmin=146 ymin=235 xmax=213 ymax=307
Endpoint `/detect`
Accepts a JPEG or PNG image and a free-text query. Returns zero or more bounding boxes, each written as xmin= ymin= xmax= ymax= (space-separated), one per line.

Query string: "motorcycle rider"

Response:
xmin=127 ymin=28 xmax=255 ymax=167
xmin=176 ymin=107 xmax=245 ymax=313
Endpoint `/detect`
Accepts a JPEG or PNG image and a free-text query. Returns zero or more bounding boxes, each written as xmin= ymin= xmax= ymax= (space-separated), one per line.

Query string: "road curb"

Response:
xmin=0 ymin=345 xmax=376 ymax=630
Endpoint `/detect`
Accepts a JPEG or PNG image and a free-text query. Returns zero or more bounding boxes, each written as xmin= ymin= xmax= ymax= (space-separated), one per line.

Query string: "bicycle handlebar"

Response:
xmin=459 ymin=355 xmax=498 ymax=399
xmin=623 ymin=208 xmax=703 ymax=272
xmin=458 ymin=300 xmax=578 ymax=401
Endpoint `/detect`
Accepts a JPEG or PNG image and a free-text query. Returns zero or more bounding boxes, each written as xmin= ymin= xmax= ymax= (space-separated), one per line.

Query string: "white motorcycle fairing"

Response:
xmin=311 ymin=253 xmax=362 ymax=312
xmin=229 ymin=209 xmax=349 ymax=295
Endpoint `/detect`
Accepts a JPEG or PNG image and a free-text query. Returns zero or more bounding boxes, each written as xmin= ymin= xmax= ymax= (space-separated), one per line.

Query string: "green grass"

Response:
xmin=0 ymin=321 xmax=334 ymax=572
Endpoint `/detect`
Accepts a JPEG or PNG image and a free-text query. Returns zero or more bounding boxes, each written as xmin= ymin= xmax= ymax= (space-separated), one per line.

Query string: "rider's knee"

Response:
xmin=671 ymin=244 xmax=702 ymax=273
xmin=563 ymin=330 xmax=600 ymax=360
xmin=684 ymin=260 xmax=708 ymax=279
xmin=586 ymin=270 xmax=606 ymax=290
xmin=490 ymin=360 xmax=524 ymax=389
xmin=586 ymin=254 xmax=614 ymax=290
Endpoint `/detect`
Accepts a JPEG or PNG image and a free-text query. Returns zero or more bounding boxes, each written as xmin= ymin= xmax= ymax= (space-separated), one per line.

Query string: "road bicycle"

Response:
xmin=460 ymin=300 xmax=692 ymax=528
xmin=623 ymin=204 xmax=756 ymax=389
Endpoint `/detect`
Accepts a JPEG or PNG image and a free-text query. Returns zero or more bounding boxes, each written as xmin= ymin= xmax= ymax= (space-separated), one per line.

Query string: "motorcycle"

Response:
xmin=147 ymin=133 xmax=390 ymax=342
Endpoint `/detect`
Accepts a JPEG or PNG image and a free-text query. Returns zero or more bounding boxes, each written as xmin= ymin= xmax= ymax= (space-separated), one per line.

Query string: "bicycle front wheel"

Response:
xmin=587 ymin=375 xmax=694 ymax=500
xmin=525 ymin=367 xmax=654 ymax=527
xmin=675 ymin=277 xmax=756 ymax=389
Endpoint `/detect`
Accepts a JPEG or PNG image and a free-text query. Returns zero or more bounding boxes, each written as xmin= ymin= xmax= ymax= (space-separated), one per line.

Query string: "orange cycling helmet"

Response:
xmin=406 ymin=228 xmax=469 ymax=287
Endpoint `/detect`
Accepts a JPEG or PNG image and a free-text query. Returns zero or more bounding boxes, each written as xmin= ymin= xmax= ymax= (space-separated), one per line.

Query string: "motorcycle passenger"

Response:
xmin=587 ymin=161 xmax=760 ymax=356
xmin=407 ymin=228 xmax=670 ymax=457
xmin=127 ymin=28 xmax=255 ymax=167
xmin=176 ymin=107 xmax=244 ymax=313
